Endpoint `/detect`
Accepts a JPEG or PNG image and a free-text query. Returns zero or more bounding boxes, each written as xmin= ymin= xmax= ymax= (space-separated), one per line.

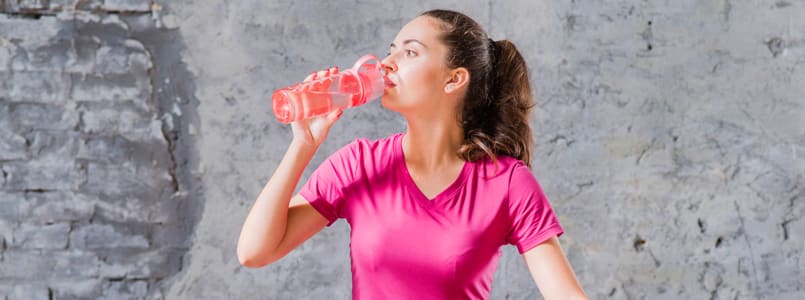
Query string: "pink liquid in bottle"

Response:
xmin=272 ymin=55 xmax=386 ymax=124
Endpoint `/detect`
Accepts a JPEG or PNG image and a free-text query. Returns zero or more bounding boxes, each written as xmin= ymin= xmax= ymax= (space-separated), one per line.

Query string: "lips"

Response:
xmin=383 ymin=75 xmax=397 ymax=89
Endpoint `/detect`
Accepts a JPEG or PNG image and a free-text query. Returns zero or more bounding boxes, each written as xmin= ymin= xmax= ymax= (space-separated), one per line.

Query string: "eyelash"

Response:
xmin=386 ymin=49 xmax=417 ymax=57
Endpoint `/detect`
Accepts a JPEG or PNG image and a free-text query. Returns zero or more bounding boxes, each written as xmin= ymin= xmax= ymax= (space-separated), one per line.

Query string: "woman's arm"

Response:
xmin=237 ymin=68 xmax=342 ymax=268
xmin=522 ymin=236 xmax=588 ymax=300
xmin=236 ymin=141 xmax=329 ymax=268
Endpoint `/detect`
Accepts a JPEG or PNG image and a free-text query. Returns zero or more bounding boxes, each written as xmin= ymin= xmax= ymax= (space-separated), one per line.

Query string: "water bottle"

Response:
xmin=272 ymin=54 xmax=389 ymax=124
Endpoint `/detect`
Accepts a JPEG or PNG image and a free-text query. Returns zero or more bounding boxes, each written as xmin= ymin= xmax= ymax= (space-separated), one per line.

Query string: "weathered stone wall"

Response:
xmin=1 ymin=0 xmax=803 ymax=299
xmin=0 ymin=1 xmax=201 ymax=299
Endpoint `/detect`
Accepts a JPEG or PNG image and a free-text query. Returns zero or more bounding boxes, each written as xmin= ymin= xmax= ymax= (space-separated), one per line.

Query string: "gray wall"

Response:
xmin=1 ymin=0 xmax=803 ymax=299
xmin=0 ymin=1 xmax=197 ymax=299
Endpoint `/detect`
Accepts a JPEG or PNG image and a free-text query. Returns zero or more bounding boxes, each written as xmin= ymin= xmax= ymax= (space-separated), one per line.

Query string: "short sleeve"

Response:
xmin=505 ymin=163 xmax=564 ymax=253
xmin=298 ymin=141 xmax=360 ymax=226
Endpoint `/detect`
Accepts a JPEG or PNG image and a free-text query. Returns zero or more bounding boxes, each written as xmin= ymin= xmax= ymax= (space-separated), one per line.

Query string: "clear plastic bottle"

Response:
xmin=272 ymin=54 xmax=387 ymax=124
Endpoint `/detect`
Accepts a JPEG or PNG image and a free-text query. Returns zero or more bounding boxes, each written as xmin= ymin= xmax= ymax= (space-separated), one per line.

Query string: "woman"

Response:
xmin=238 ymin=9 xmax=588 ymax=300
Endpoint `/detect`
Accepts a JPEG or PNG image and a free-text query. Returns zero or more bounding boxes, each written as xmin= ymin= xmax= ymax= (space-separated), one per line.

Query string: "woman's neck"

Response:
xmin=402 ymin=118 xmax=464 ymax=170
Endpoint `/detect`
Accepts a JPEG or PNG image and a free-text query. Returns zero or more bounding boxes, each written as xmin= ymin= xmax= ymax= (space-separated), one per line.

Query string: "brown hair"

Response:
xmin=421 ymin=9 xmax=535 ymax=168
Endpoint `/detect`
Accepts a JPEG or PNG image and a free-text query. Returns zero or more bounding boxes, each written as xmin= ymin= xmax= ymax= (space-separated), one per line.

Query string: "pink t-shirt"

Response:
xmin=299 ymin=132 xmax=563 ymax=299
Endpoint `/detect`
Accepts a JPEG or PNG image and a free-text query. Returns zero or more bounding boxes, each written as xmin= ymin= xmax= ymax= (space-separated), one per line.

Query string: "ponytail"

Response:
xmin=422 ymin=10 xmax=535 ymax=168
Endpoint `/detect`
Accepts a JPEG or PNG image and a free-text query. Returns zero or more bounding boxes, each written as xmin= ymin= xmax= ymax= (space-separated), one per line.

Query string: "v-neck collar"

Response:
xmin=395 ymin=133 xmax=470 ymax=207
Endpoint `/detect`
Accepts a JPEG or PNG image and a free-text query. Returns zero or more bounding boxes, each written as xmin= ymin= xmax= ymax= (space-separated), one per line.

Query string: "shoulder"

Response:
xmin=347 ymin=132 xmax=401 ymax=151
xmin=500 ymin=157 xmax=547 ymax=204
xmin=472 ymin=155 xmax=543 ymax=196
xmin=471 ymin=155 xmax=529 ymax=181
xmin=504 ymin=157 xmax=536 ymax=185
xmin=330 ymin=132 xmax=402 ymax=165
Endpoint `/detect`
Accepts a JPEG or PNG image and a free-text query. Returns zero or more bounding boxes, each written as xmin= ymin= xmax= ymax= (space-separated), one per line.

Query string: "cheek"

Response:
xmin=401 ymin=64 xmax=443 ymax=96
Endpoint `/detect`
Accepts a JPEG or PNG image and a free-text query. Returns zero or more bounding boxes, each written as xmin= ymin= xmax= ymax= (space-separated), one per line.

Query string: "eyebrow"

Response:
xmin=389 ymin=39 xmax=428 ymax=49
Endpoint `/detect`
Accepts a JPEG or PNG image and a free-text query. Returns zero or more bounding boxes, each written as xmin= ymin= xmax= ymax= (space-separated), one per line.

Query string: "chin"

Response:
xmin=380 ymin=95 xmax=406 ymax=114
xmin=379 ymin=95 xmax=396 ymax=111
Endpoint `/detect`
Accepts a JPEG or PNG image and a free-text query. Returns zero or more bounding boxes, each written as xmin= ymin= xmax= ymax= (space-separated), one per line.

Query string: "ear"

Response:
xmin=444 ymin=67 xmax=469 ymax=94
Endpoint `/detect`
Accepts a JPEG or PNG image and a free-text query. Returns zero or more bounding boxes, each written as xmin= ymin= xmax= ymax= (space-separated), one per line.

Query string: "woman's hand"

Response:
xmin=290 ymin=66 xmax=343 ymax=148
xmin=239 ymin=66 xmax=341 ymax=267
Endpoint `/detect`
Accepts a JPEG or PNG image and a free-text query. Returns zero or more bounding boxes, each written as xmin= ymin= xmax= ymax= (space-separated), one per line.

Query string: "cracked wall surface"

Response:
xmin=0 ymin=1 xmax=201 ymax=299
xmin=2 ymin=0 xmax=805 ymax=299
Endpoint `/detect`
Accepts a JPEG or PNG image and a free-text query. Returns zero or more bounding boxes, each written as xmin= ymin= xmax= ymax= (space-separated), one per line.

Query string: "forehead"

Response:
xmin=392 ymin=16 xmax=444 ymax=45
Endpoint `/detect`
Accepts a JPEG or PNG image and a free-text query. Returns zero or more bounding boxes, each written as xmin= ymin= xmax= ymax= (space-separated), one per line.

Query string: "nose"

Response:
xmin=381 ymin=55 xmax=397 ymax=74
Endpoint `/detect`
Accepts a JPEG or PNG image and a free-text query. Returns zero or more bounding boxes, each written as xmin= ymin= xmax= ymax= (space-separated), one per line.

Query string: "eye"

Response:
xmin=405 ymin=49 xmax=417 ymax=57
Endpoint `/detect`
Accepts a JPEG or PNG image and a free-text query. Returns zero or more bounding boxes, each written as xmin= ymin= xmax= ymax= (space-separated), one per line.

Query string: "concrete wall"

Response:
xmin=1 ymin=0 xmax=803 ymax=299
xmin=0 ymin=1 xmax=201 ymax=299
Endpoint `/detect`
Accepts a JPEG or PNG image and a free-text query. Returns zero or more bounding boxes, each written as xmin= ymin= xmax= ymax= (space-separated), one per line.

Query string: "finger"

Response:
xmin=304 ymin=71 xmax=316 ymax=82
xmin=311 ymin=70 xmax=329 ymax=90
xmin=324 ymin=108 xmax=344 ymax=125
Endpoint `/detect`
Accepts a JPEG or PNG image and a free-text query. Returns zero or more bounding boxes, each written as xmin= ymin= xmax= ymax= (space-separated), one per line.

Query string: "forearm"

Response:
xmin=237 ymin=140 xmax=317 ymax=266
xmin=524 ymin=237 xmax=588 ymax=300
